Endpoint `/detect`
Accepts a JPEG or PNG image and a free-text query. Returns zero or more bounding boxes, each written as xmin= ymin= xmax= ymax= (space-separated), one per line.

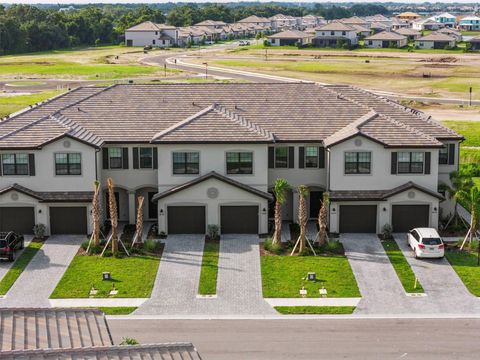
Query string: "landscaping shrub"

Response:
xmin=323 ymin=240 xmax=344 ymax=255
xmin=381 ymin=224 xmax=393 ymax=240
xmin=120 ymin=337 xmax=139 ymax=345
xmin=263 ymin=237 xmax=282 ymax=255
xmin=207 ymin=224 xmax=220 ymax=240
xmin=121 ymin=224 xmax=136 ymax=242
xmin=103 ymin=250 xmax=113 ymax=257
xmin=33 ymin=224 xmax=46 ymax=240
xmin=144 ymin=239 xmax=163 ymax=254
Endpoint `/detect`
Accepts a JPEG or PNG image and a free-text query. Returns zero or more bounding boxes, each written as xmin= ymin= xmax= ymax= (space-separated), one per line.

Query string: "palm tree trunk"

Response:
xmin=272 ymin=201 xmax=282 ymax=245
xmin=298 ymin=194 xmax=307 ymax=253
xmin=92 ymin=181 xmax=100 ymax=247
xmin=107 ymin=178 xmax=118 ymax=254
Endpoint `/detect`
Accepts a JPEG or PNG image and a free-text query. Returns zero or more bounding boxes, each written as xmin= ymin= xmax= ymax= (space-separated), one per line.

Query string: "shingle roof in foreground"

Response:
xmin=0 ymin=83 xmax=462 ymax=148
xmin=0 ymin=343 xmax=202 ymax=360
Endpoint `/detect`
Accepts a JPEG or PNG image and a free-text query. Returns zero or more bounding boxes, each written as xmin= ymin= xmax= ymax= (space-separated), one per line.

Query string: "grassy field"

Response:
xmin=446 ymin=250 xmax=480 ymax=296
xmin=382 ymin=240 xmax=424 ymax=293
xmin=50 ymin=254 xmax=160 ymax=298
xmin=0 ymin=90 xmax=64 ymax=118
xmin=98 ymin=307 xmax=137 ymax=315
xmin=198 ymin=240 xmax=220 ymax=295
xmin=261 ymin=255 xmax=360 ymax=298
xmin=443 ymin=121 xmax=480 ymax=147
xmin=274 ymin=306 xmax=356 ymax=314
xmin=0 ymin=241 xmax=43 ymax=296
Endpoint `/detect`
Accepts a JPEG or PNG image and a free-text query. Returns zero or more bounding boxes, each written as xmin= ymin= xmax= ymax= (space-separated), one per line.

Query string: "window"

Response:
xmin=344 ymin=152 xmax=371 ymax=174
xmin=342 ymin=31 xmax=346 ymax=35
xmin=226 ymin=152 xmax=253 ymax=174
xmin=305 ymin=146 xmax=318 ymax=168
xmin=398 ymin=152 xmax=424 ymax=174
xmin=439 ymin=146 xmax=448 ymax=165
xmin=275 ymin=147 xmax=288 ymax=168
xmin=140 ymin=148 xmax=153 ymax=169
xmin=2 ymin=154 xmax=29 ymax=175
xmin=108 ymin=148 xmax=123 ymax=169
xmin=172 ymin=152 xmax=199 ymax=174
xmin=55 ymin=153 xmax=81 ymax=175
xmin=330 ymin=31 xmax=335 ymax=36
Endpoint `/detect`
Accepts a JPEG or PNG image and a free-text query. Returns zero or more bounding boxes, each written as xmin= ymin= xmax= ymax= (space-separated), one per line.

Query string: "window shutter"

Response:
xmin=122 ymin=148 xmax=129 ymax=169
xmin=133 ymin=147 xmax=139 ymax=169
xmin=102 ymin=148 xmax=109 ymax=169
xmin=425 ymin=152 xmax=431 ymax=174
xmin=153 ymin=147 xmax=158 ymax=169
xmin=391 ymin=152 xmax=397 ymax=175
xmin=319 ymin=147 xmax=325 ymax=168
xmin=448 ymin=144 xmax=455 ymax=165
xmin=288 ymin=146 xmax=295 ymax=168
xmin=28 ymin=154 xmax=35 ymax=176
xmin=268 ymin=147 xmax=274 ymax=168
xmin=298 ymin=147 xmax=305 ymax=168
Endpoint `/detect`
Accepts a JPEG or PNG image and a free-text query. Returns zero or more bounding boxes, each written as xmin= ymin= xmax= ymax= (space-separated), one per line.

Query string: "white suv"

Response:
xmin=408 ymin=228 xmax=444 ymax=259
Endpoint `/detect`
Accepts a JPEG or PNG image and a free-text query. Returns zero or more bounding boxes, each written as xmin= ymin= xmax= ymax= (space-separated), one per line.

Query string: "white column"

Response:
xmin=128 ymin=191 xmax=136 ymax=224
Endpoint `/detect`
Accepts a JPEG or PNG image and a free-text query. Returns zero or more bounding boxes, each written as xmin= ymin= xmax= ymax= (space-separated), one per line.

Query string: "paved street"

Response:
xmin=108 ymin=318 xmax=480 ymax=360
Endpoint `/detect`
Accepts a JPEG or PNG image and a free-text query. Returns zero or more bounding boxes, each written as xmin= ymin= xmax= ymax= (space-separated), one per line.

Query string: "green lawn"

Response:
xmin=443 ymin=121 xmax=480 ymax=147
xmin=50 ymin=254 xmax=160 ymax=298
xmin=382 ymin=240 xmax=424 ymax=293
xmin=0 ymin=90 xmax=64 ymax=118
xmin=0 ymin=241 xmax=44 ymax=296
xmin=446 ymin=250 xmax=480 ymax=296
xmin=261 ymin=256 xmax=360 ymax=298
xmin=460 ymin=148 xmax=480 ymax=164
xmin=274 ymin=306 xmax=356 ymax=315
xmin=98 ymin=307 xmax=137 ymax=315
xmin=198 ymin=240 xmax=220 ymax=295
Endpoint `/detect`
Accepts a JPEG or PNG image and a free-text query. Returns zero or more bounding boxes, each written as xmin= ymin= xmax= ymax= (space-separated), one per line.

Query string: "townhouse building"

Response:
xmin=313 ymin=22 xmax=359 ymax=47
xmin=124 ymin=21 xmax=178 ymax=47
xmin=0 ymin=83 xmax=461 ymax=237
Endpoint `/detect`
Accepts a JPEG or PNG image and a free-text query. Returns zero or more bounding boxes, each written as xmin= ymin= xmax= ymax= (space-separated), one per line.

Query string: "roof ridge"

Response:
xmin=51 ymin=113 xmax=105 ymax=147
xmin=373 ymin=113 xmax=441 ymax=144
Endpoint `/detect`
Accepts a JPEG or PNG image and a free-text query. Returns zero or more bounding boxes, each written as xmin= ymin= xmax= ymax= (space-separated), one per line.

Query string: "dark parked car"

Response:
xmin=0 ymin=232 xmax=25 ymax=261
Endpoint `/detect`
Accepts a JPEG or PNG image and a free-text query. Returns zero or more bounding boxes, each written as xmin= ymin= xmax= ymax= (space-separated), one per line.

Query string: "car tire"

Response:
xmin=8 ymin=253 xmax=15 ymax=262
xmin=413 ymin=250 xmax=418 ymax=259
xmin=20 ymin=241 xmax=24 ymax=250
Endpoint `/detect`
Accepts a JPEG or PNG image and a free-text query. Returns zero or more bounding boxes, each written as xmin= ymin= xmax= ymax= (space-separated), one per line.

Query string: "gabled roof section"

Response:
xmin=323 ymin=110 xmax=379 ymax=147
xmin=383 ymin=181 xmax=445 ymax=200
xmin=152 ymin=103 xmax=275 ymax=143
xmin=153 ymin=171 xmax=274 ymax=201
xmin=316 ymin=22 xmax=356 ymax=31
xmin=0 ymin=183 xmax=44 ymax=200
xmin=268 ymin=30 xmax=312 ymax=39
xmin=417 ymin=33 xmax=456 ymax=42
xmin=365 ymin=31 xmax=407 ymax=41
xmin=238 ymin=15 xmax=271 ymax=23
xmin=126 ymin=21 xmax=176 ymax=31
xmin=0 ymin=184 xmax=94 ymax=202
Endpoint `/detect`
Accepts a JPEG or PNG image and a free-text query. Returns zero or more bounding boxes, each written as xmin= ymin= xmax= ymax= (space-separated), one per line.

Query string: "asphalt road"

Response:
xmin=108 ymin=318 xmax=480 ymax=359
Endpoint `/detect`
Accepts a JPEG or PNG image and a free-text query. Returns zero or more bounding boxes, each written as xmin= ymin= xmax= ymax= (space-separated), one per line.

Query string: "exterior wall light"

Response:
xmin=38 ymin=209 xmax=42 ymax=214
xmin=332 ymin=207 xmax=336 ymax=212
xmin=262 ymin=208 xmax=266 ymax=213
xmin=159 ymin=208 xmax=164 ymax=215
xmin=383 ymin=207 xmax=387 ymax=212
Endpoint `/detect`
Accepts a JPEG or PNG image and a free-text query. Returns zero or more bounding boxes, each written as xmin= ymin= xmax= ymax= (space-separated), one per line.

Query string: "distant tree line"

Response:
xmin=0 ymin=3 xmax=389 ymax=55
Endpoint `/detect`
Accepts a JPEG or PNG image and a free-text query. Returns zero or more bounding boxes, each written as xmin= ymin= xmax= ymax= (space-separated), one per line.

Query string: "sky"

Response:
xmin=1 ymin=0 xmax=478 ymax=3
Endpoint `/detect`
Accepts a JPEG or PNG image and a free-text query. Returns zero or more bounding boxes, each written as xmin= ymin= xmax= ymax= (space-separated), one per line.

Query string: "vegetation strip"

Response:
xmin=381 ymin=240 xmax=424 ymax=293
xmin=0 ymin=241 xmax=44 ymax=296
xmin=198 ymin=239 xmax=220 ymax=295
xmin=446 ymin=250 xmax=480 ymax=297
xmin=98 ymin=307 xmax=137 ymax=315
xmin=442 ymin=121 xmax=480 ymax=147
xmin=50 ymin=255 xmax=160 ymax=298
xmin=0 ymin=90 xmax=64 ymax=118
xmin=274 ymin=306 xmax=356 ymax=315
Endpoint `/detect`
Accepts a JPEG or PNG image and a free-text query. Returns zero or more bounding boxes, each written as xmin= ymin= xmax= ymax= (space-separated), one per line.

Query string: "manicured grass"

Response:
xmin=382 ymin=240 xmax=424 ymax=293
xmin=0 ymin=241 xmax=44 ymax=296
xmin=474 ymin=177 xmax=480 ymax=187
xmin=261 ymin=256 xmax=360 ymax=298
xmin=50 ymin=254 xmax=160 ymax=298
xmin=274 ymin=306 xmax=356 ymax=315
xmin=460 ymin=148 xmax=480 ymax=164
xmin=98 ymin=307 xmax=137 ymax=315
xmin=443 ymin=121 xmax=480 ymax=147
xmin=0 ymin=90 xmax=64 ymax=118
xmin=446 ymin=250 xmax=480 ymax=296
xmin=198 ymin=240 xmax=220 ymax=295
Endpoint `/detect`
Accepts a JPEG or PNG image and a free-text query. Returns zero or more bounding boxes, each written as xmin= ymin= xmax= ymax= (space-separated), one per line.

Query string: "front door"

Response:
xmin=310 ymin=191 xmax=323 ymax=218
xmin=148 ymin=192 xmax=158 ymax=219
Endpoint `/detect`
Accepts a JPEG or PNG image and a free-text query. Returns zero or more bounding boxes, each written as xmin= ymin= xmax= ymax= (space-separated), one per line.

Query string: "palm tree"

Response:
xmin=132 ymin=196 xmax=144 ymax=247
xmin=439 ymin=170 xmax=474 ymax=228
xmin=272 ymin=178 xmax=291 ymax=246
xmin=107 ymin=178 xmax=118 ymax=254
xmin=318 ymin=192 xmax=329 ymax=246
xmin=456 ymin=186 xmax=480 ymax=250
xmin=91 ymin=181 xmax=101 ymax=246
xmin=296 ymin=185 xmax=309 ymax=254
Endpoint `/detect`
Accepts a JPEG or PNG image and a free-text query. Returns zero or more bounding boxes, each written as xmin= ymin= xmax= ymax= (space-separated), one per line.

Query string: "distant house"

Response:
xmin=369 ymin=21 xmax=390 ymax=33
xmin=364 ymin=31 xmax=408 ymax=48
xmin=415 ymin=33 xmax=456 ymax=49
xmin=432 ymin=12 xmax=456 ymax=28
xmin=393 ymin=28 xmax=422 ymax=40
xmin=267 ymin=30 xmax=313 ymax=46
xmin=313 ymin=22 xmax=358 ymax=47
xmin=364 ymin=14 xmax=392 ymax=28
xmin=238 ymin=15 xmax=272 ymax=29
xmin=396 ymin=12 xmax=422 ymax=22
xmin=435 ymin=28 xmax=462 ymax=41
xmin=125 ymin=21 xmax=177 ymax=47
xmin=270 ymin=14 xmax=298 ymax=30
xmin=459 ymin=16 xmax=480 ymax=31
xmin=194 ymin=20 xmax=227 ymax=30
xmin=412 ymin=18 xmax=444 ymax=31
xmin=469 ymin=35 xmax=480 ymax=50
xmin=301 ymin=15 xmax=326 ymax=29
xmin=390 ymin=17 xmax=410 ymax=30
xmin=341 ymin=16 xmax=371 ymax=29
xmin=351 ymin=24 xmax=371 ymax=38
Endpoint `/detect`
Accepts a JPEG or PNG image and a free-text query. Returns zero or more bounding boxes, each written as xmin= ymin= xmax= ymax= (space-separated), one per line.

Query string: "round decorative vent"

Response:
xmin=63 ymin=140 xmax=71 ymax=148
xmin=11 ymin=192 xmax=19 ymax=201
xmin=354 ymin=138 xmax=362 ymax=147
xmin=408 ymin=191 xmax=416 ymax=199
xmin=207 ymin=187 xmax=219 ymax=199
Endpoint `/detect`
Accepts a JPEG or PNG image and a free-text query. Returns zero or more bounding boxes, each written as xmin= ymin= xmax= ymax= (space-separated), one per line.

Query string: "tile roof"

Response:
xmin=394 ymin=28 xmax=421 ymax=36
xmin=416 ymin=33 xmax=456 ymax=42
xmin=1 ymin=343 xmax=202 ymax=360
xmin=126 ymin=21 xmax=176 ymax=32
xmin=316 ymin=22 xmax=356 ymax=32
xmin=365 ymin=31 xmax=407 ymax=41
xmin=341 ymin=16 xmax=369 ymax=25
xmin=0 ymin=308 xmax=112 ymax=351
xmin=153 ymin=171 xmax=274 ymax=201
xmin=195 ymin=19 xmax=226 ymax=26
xmin=0 ymin=83 xmax=462 ymax=148
xmin=0 ymin=183 xmax=94 ymax=202
xmin=469 ymin=35 xmax=480 ymax=42
xmin=268 ymin=30 xmax=312 ymax=39
xmin=238 ymin=15 xmax=271 ymax=23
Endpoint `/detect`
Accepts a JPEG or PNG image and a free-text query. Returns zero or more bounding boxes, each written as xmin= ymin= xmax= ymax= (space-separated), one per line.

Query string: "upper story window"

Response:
xmin=305 ymin=146 xmax=319 ymax=168
xmin=108 ymin=148 xmax=123 ymax=169
xmin=173 ymin=152 xmax=199 ymax=174
xmin=275 ymin=147 xmax=288 ymax=168
xmin=439 ymin=146 xmax=448 ymax=165
xmin=398 ymin=152 xmax=424 ymax=174
xmin=344 ymin=151 xmax=371 ymax=174
xmin=226 ymin=151 xmax=253 ymax=174
xmin=55 ymin=153 xmax=81 ymax=175
xmin=2 ymin=154 xmax=29 ymax=175
xmin=330 ymin=31 xmax=335 ymax=35
xmin=140 ymin=148 xmax=153 ymax=169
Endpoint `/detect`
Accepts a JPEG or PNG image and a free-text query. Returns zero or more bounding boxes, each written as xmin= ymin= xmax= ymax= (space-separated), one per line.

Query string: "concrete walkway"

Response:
xmin=0 ymin=235 xmax=33 ymax=283
xmin=0 ymin=235 xmax=83 ymax=307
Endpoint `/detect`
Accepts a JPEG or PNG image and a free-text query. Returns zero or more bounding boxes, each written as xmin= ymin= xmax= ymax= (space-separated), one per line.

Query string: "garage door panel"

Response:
xmin=392 ymin=205 xmax=429 ymax=233
xmin=50 ymin=207 xmax=87 ymax=234
xmin=168 ymin=206 xmax=205 ymax=234
xmin=0 ymin=207 xmax=35 ymax=234
xmin=339 ymin=205 xmax=377 ymax=233
xmin=221 ymin=206 xmax=258 ymax=234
